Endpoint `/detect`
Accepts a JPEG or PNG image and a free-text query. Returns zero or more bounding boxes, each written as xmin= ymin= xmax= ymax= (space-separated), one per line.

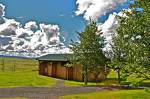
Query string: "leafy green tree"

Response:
xmin=70 ymin=20 xmax=108 ymax=85
xmin=110 ymin=35 xmax=126 ymax=83
xmin=112 ymin=0 xmax=150 ymax=83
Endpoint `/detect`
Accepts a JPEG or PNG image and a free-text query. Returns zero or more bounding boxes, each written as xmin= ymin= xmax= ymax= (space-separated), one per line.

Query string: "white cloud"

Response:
xmin=0 ymin=19 xmax=20 ymax=36
xmin=0 ymin=4 xmax=70 ymax=57
xmin=97 ymin=13 xmax=117 ymax=52
xmin=76 ymin=0 xmax=126 ymax=20
xmin=0 ymin=4 xmax=5 ymax=17
xmin=24 ymin=21 xmax=38 ymax=30
xmin=39 ymin=24 xmax=61 ymax=44
xmin=98 ymin=10 xmax=129 ymax=53
xmin=0 ymin=4 xmax=5 ymax=24
xmin=75 ymin=0 xmax=129 ymax=53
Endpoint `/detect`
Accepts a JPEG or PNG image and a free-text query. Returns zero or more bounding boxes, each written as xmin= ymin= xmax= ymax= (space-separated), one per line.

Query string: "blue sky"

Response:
xmin=0 ymin=0 xmax=129 ymax=42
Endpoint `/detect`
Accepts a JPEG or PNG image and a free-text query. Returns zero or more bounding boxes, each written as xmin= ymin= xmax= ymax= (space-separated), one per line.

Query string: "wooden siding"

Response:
xmin=56 ymin=62 xmax=67 ymax=79
xmin=39 ymin=61 xmax=108 ymax=82
xmin=47 ymin=62 xmax=52 ymax=76
xmin=73 ymin=65 xmax=83 ymax=81
xmin=39 ymin=61 xmax=48 ymax=76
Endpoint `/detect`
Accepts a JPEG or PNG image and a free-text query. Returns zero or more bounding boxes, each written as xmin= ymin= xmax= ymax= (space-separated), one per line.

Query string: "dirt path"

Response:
xmin=0 ymin=79 xmax=116 ymax=99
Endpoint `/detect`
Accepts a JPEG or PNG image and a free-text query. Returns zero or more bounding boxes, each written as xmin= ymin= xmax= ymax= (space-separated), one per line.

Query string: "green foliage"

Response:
xmin=70 ymin=20 xmax=108 ymax=85
xmin=111 ymin=0 xmax=150 ymax=84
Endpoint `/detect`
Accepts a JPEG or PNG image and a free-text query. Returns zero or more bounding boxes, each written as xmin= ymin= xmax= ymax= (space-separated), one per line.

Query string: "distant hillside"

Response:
xmin=0 ymin=55 xmax=35 ymax=59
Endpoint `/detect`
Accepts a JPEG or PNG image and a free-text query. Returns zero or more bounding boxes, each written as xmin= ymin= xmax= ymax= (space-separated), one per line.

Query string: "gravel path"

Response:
xmin=0 ymin=79 xmax=116 ymax=99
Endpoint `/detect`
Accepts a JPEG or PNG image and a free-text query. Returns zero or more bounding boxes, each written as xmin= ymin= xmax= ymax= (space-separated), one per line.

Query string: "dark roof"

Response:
xmin=37 ymin=54 xmax=71 ymax=62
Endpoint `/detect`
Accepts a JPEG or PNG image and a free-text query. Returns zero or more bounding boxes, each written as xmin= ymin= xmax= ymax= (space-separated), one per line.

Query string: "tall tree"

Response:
xmin=112 ymin=0 xmax=150 ymax=83
xmin=110 ymin=35 xmax=126 ymax=83
xmin=70 ymin=20 xmax=108 ymax=85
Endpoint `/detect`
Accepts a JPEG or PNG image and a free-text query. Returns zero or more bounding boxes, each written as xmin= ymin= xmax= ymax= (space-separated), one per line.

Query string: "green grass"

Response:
xmin=61 ymin=90 xmax=150 ymax=99
xmin=65 ymin=80 xmax=97 ymax=87
xmin=0 ymin=58 xmax=38 ymax=72
xmin=0 ymin=71 xmax=56 ymax=88
xmin=0 ymin=58 xmax=56 ymax=88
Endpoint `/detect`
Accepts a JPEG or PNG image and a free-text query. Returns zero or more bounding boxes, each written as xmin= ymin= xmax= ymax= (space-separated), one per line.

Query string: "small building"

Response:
xmin=37 ymin=54 xmax=108 ymax=82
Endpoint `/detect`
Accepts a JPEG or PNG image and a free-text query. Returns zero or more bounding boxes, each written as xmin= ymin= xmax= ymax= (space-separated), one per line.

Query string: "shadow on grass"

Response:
xmin=66 ymin=78 xmax=150 ymax=90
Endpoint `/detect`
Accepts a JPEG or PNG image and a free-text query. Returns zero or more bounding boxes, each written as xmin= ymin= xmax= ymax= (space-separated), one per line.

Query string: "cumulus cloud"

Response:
xmin=98 ymin=13 xmax=118 ymax=52
xmin=0 ymin=4 xmax=70 ymax=57
xmin=24 ymin=21 xmax=38 ymax=30
xmin=75 ymin=0 xmax=129 ymax=53
xmin=98 ymin=10 xmax=128 ymax=53
xmin=0 ymin=4 xmax=5 ymax=24
xmin=0 ymin=19 xmax=20 ymax=36
xmin=75 ymin=0 xmax=126 ymax=20
xmin=0 ymin=4 xmax=5 ymax=17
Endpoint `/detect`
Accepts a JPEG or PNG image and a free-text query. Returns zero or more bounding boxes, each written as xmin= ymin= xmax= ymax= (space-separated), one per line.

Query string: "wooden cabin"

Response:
xmin=37 ymin=54 xmax=108 ymax=82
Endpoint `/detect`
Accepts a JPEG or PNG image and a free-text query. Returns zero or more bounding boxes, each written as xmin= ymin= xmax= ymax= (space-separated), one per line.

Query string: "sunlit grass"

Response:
xmin=61 ymin=90 xmax=150 ymax=99
xmin=0 ymin=71 xmax=56 ymax=88
xmin=0 ymin=58 xmax=56 ymax=88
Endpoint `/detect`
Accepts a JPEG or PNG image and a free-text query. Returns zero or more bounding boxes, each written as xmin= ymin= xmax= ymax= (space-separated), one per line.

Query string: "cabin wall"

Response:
xmin=39 ymin=61 xmax=48 ymax=76
xmin=47 ymin=62 xmax=52 ymax=76
xmin=56 ymin=62 xmax=67 ymax=79
xmin=39 ymin=61 xmax=108 ymax=82
xmin=73 ymin=65 xmax=83 ymax=81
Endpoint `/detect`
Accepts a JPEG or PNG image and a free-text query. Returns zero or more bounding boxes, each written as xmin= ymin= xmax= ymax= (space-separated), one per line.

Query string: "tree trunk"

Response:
xmin=94 ymin=73 xmax=99 ymax=84
xmin=117 ymin=69 xmax=121 ymax=83
xmin=84 ymin=66 xmax=88 ymax=85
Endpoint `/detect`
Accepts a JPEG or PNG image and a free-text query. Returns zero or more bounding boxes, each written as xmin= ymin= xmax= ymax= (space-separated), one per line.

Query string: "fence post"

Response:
xmin=1 ymin=58 xmax=5 ymax=72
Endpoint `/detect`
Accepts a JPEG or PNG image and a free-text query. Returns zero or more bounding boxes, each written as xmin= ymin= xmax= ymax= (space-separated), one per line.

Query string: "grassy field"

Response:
xmin=0 ymin=58 xmax=56 ymax=88
xmin=61 ymin=90 xmax=150 ymax=99
xmin=0 ymin=58 xmax=38 ymax=72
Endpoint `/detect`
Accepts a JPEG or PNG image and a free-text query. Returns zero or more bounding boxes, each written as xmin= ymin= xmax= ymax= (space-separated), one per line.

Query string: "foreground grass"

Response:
xmin=61 ymin=90 xmax=150 ymax=99
xmin=0 ymin=58 xmax=56 ymax=88
xmin=0 ymin=71 xmax=56 ymax=88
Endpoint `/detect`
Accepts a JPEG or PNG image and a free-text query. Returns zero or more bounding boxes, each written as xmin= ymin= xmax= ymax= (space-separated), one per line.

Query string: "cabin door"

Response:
xmin=68 ymin=67 xmax=73 ymax=80
xmin=52 ymin=62 xmax=57 ymax=77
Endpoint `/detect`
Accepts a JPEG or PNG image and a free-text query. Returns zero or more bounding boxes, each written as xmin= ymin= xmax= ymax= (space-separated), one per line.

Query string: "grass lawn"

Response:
xmin=0 ymin=71 xmax=56 ymax=88
xmin=61 ymin=90 xmax=150 ymax=99
xmin=0 ymin=58 xmax=56 ymax=88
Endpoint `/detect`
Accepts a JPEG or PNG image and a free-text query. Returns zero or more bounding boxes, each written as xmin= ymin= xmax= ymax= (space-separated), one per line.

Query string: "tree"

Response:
xmin=112 ymin=0 xmax=150 ymax=83
xmin=70 ymin=20 xmax=108 ymax=85
xmin=110 ymin=35 xmax=127 ymax=83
